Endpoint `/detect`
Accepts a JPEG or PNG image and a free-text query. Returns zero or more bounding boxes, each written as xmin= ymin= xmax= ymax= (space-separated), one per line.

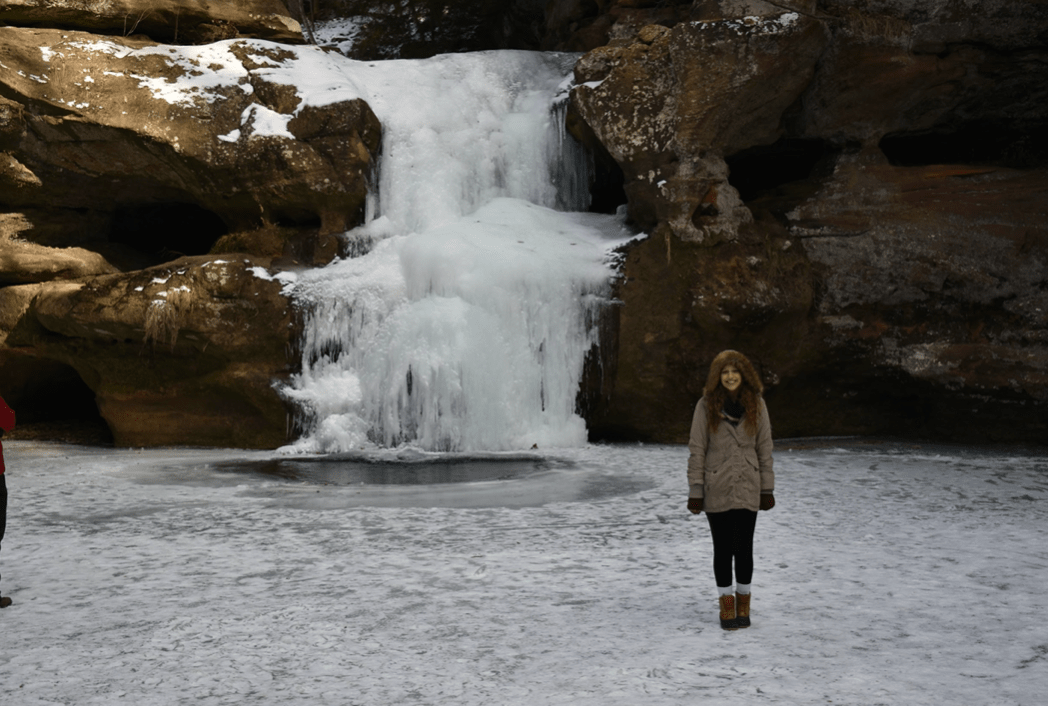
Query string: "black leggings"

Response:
xmin=706 ymin=509 xmax=757 ymax=587
xmin=0 ymin=474 xmax=6 ymax=590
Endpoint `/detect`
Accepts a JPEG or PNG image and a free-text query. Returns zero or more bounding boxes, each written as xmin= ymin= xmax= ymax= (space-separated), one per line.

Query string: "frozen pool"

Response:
xmin=0 ymin=439 xmax=1045 ymax=705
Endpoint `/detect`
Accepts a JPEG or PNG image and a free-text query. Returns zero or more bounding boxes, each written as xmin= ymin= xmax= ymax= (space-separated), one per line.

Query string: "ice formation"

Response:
xmin=282 ymin=52 xmax=636 ymax=454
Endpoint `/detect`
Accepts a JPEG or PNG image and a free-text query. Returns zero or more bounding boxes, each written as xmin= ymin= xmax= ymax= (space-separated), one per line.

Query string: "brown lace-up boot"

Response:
xmin=735 ymin=592 xmax=751 ymax=628
xmin=718 ymin=594 xmax=738 ymax=631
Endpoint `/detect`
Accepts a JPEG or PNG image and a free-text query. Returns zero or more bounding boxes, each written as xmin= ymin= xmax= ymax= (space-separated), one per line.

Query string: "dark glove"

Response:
xmin=687 ymin=497 xmax=704 ymax=514
xmin=759 ymin=493 xmax=775 ymax=511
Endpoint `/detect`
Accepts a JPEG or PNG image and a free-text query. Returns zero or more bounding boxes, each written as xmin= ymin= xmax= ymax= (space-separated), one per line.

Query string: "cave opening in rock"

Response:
xmin=588 ymin=154 xmax=627 ymax=214
xmin=725 ymin=138 xmax=837 ymax=204
xmin=270 ymin=208 xmax=323 ymax=230
xmin=879 ymin=120 xmax=1048 ymax=168
xmin=1 ymin=357 xmax=112 ymax=444
xmin=109 ymin=202 xmax=229 ymax=265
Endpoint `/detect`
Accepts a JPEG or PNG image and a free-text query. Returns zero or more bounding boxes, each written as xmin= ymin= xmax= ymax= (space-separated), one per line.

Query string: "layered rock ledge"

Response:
xmin=0 ymin=0 xmax=303 ymax=44
xmin=2 ymin=256 xmax=295 ymax=447
xmin=0 ymin=15 xmax=379 ymax=446
xmin=570 ymin=1 xmax=1048 ymax=443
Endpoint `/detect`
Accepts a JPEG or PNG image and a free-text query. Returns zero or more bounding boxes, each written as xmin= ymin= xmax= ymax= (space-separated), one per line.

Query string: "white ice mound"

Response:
xmin=283 ymin=199 xmax=634 ymax=454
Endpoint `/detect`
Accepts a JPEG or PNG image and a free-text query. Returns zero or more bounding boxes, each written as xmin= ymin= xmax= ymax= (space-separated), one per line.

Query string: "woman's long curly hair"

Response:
xmin=704 ymin=350 xmax=764 ymax=434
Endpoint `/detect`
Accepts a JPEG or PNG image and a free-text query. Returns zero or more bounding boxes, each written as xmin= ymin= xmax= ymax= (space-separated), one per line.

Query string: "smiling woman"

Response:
xmin=686 ymin=349 xmax=775 ymax=630
xmin=720 ymin=364 xmax=741 ymax=393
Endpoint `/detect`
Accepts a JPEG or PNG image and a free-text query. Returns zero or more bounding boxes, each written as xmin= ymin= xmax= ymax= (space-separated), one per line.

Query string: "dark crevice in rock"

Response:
xmin=726 ymin=138 xmax=837 ymax=202
xmin=879 ymin=119 xmax=1048 ymax=168
xmin=314 ymin=0 xmax=545 ymax=60
xmin=564 ymin=101 xmax=628 ymax=214
xmin=0 ymin=355 xmax=113 ymax=444
xmin=588 ymin=151 xmax=628 ymax=214
xmin=270 ymin=208 xmax=324 ymax=230
xmin=770 ymin=362 xmax=1048 ymax=443
xmin=109 ymin=202 xmax=229 ymax=266
xmin=725 ymin=137 xmax=840 ymax=219
xmin=576 ymin=298 xmax=620 ymax=427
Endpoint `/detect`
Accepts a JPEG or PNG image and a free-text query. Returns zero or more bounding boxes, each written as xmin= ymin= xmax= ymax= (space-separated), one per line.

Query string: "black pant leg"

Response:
xmin=706 ymin=510 xmax=736 ymax=587
xmin=732 ymin=509 xmax=758 ymax=585
xmin=0 ymin=474 xmax=6 ymax=590
xmin=706 ymin=508 xmax=758 ymax=587
xmin=0 ymin=474 xmax=6 ymax=544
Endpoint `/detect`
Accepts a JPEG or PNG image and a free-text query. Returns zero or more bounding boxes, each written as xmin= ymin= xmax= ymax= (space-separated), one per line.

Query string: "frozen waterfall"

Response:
xmin=281 ymin=51 xmax=636 ymax=454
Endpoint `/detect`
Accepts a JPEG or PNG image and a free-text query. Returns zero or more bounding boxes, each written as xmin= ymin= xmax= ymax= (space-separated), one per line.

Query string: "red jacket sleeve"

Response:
xmin=0 ymin=396 xmax=14 ymax=433
xmin=0 ymin=395 xmax=13 ymax=475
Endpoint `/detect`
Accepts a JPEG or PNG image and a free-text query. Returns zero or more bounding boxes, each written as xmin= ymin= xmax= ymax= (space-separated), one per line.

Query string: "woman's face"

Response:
xmin=720 ymin=364 xmax=742 ymax=393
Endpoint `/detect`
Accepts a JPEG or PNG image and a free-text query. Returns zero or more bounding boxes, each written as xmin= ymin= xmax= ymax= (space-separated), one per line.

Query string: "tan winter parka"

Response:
xmin=687 ymin=397 xmax=774 ymax=513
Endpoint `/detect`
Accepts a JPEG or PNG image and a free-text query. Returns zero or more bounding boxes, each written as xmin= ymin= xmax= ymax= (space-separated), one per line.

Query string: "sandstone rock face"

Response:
xmin=0 ymin=27 xmax=380 ymax=243
xmin=781 ymin=152 xmax=1048 ymax=437
xmin=0 ymin=0 xmax=303 ymax=44
xmin=576 ymin=1 xmax=1048 ymax=444
xmin=0 ymin=16 xmax=379 ymax=447
xmin=572 ymin=13 xmax=828 ymax=242
xmin=312 ymin=0 xmax=548 ymax=59
xmin=542 ymin=0 xmax=806 ymax=52
xmin=818 ymin=0 xmax=1048 ymax=52
xmin=3 ymin=256 xmax=296 ymax=447
xmin=1 ymin=213 xmax=117 ymax=285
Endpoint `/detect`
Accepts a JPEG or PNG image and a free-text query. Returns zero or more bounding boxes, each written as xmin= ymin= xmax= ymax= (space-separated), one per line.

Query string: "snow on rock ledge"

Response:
xmin=0 ymin=26 xmax=380 ymax=240
xmin=0 ymin=0 xmax=303 ymax=45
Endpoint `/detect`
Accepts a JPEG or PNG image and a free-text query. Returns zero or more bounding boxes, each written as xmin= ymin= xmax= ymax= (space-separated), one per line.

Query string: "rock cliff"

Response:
xmin=1 ymin=0 xmax=1045 ymax=445
xmin=0 ymin=2 xmax=379 ymax=446
xmin=5 ymin=256 xmax=295 ymax=446
xmin=568 ymin=1 xmax=1048 ymax=442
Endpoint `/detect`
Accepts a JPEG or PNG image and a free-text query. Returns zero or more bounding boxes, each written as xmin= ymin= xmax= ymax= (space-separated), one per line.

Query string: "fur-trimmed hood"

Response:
xmin=703 ymin=350 xmax=763 ymax=397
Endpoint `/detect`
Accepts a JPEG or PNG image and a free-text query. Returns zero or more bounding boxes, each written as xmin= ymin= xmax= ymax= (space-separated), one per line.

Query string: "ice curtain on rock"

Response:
xmin=279 ymin=52 xmax=639 ymax=454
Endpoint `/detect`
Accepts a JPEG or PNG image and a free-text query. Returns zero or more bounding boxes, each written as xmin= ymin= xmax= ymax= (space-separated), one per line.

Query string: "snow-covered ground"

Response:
xmin=1 ymin=440 xmax=1045 ymax=705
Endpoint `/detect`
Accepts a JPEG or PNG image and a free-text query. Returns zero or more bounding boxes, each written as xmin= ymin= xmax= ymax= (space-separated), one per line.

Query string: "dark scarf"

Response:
xmin=722 ymin=396 xmax=745 ymax=426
